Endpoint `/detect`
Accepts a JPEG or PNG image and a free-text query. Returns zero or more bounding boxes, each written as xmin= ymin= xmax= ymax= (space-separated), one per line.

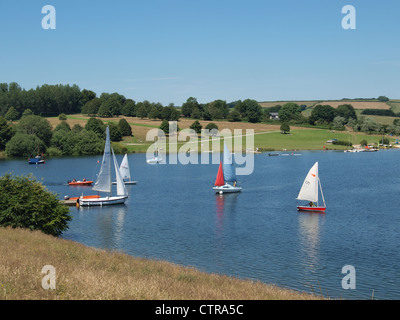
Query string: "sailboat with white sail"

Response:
xmin=79 ymin=126 xmax=128 ymax=206
xmin=112 ymin=153 xmax=137 ymax=185
xmin=146 ymin=140 xmax=162 ymax=164
xmin=296 ymin=162 xmax=326 ymax=213
xmin=213 ymin=143 xmax=242 ymax=194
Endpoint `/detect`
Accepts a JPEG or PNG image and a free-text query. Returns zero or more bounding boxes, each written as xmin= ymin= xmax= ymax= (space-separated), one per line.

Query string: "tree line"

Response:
xmin=0 ymin=114 xmax=132 ymax=157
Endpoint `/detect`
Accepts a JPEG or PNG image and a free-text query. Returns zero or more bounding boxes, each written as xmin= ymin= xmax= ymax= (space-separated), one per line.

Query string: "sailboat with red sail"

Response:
xmin=213 ymin=143 xmax=242 ymax=194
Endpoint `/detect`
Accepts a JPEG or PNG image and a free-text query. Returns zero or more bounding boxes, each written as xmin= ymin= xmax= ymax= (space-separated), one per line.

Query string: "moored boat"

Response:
xmin=78 ymin=126 xmax=129 ymax=207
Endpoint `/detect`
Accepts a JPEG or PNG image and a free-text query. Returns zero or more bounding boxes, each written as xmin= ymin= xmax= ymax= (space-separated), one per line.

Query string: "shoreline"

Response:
xmin=0 ymin=227 xmax=324 ymax=300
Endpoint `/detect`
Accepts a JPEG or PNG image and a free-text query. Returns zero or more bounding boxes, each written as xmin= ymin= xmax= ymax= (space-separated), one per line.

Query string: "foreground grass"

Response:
xmin=0 ymin=227 xmax=322 ymax=300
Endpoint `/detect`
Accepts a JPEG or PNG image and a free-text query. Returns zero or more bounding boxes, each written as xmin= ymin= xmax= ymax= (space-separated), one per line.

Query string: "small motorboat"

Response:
xmin=68 ymin=179 xmax=93 ymax=186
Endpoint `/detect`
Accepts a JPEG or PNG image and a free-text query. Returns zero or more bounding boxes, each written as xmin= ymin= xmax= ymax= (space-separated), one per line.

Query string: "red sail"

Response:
xmin=214 ymin=162 xmax=225 ymax=186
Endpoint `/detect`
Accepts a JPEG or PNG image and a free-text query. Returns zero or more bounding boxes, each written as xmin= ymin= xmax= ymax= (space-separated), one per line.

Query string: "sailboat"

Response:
xmin=28 ymin=146 xmax=45 ymax=164
xmin=79 ymin=126 xmax=128 ymax=206
xmin=112 ymin=153 xmax=137 ymax=185
xmin=296 ymin=162 xmax=326 ymax=213
xmin=213 ymin=143 xmax=242 ymax=194
xmin=146 ymin=140 xmax=162 ymax=164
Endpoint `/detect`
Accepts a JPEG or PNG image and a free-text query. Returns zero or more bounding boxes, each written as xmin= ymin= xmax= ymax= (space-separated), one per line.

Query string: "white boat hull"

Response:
xmin=147 ymin=158 xmax=161 ymax=164
xmin=213 ymin=184 xmax=242 ymax=194
xmin=112 ymin=181 xmax=137 ymax=185
xmin=79 ymin=195 xmax=128 ymax=206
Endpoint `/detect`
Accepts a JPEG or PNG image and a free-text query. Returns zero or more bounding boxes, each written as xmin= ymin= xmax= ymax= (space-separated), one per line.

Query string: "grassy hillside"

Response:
xmin=0 ymin=227 xmax=322 ymax=300
xmin=44 ymin=114 xmax=397 ymax=153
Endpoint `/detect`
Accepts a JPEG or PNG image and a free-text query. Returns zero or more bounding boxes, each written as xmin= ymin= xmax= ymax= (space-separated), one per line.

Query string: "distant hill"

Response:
xmin=258 ymin=100 xmax=391 ymax=110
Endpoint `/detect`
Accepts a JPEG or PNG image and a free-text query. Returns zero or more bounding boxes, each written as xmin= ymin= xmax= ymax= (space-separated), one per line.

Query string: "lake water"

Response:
xmin=1 ymin=150 xmax=400 ymax=300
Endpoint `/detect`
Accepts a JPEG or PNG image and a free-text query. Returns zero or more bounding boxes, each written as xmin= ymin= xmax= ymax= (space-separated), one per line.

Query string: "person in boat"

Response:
xmin=309 ymin=201 xmax=316 ymax=207
xmin=233 ymin=181 xmax=237 ymax=187
xmin=83 ymin=178 xmax=86 ymax=182
xmin=72 ymin=178 xmax=77 ymax=183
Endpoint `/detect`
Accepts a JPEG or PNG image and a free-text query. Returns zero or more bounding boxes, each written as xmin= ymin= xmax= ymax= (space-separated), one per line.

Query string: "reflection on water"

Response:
xmin=297 ymin=212 xmax=326 ymax=292
xmin=76 ymin=205 xmax=128 ymax=249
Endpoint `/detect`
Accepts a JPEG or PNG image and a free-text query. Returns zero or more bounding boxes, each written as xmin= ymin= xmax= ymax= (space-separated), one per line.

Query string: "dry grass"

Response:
xmin=0 ymin=227 xmax=323 ymax=300
xmin=47 ymin=115 xmax=286 ymax=142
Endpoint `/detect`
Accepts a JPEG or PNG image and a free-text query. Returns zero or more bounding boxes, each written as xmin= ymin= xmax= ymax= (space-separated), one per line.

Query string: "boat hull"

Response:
xmin=213 ymin=184 xmax=242 ymax=194
xmin=68 ymin=181 xmax=93 ymax=186
xmin=79 ymin=195 xmax=128 ymax=206
xmin=28 ymin=159 xmax=45 ymax=164
xmin=297 ymin=206 xmax=326 ymax=213
xmin=112 ymin=180 xmax=137 ymax=185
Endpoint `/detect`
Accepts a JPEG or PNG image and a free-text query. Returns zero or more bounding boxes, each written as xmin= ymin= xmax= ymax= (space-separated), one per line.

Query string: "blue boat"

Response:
xmin=28 ymin=155 xmax=45 ymax=164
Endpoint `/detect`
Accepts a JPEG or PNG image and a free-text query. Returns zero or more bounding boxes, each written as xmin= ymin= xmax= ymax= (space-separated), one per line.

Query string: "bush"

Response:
xmin=0 ymin=173 xmax=72 ymax=236
xmin=58 ymin=113 xmax=67 ymax=120
xmin=332 ymin=140 xmax=352 ymax=146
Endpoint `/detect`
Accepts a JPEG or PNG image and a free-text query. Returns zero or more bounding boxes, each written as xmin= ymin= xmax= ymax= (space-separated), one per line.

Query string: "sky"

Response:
xmin=0 ymin=0 xmax=399 ymax=105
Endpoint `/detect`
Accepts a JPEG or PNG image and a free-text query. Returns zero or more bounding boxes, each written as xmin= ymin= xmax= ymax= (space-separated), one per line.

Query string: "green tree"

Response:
xmin=0 ymin=116 xmax=14 ymax=150
xmin=159 ymin=119 xmax=170 ymax=134
xmin=85 ymin=117 xmax=105 ymax=138
xmin=82 ymin=98 xmax=103 ymax=116
xmin=118 ymin=118 xmax=132 ymax=136
xmin=278 ymin=103 xmax=301 ymax=123
xmin=5 ymin=133 xmax=46 ymax=157
xmin=190 ymin=120 xmax=202 ymax=134
xmin=243 ymin=99 xmax=263 ymax=123
xmin=227 ymin=110 xmax=242 ymax=122
xmin=332 ymin=116 xmax=346 ymax=130
xmin=378 ymin=96 xmax=389 ymax=102
xmin=58 ymin=113 xmax=67 ymax=120
xmin=205 ymin=100 xmax=228 ymax=120
xmin=54 ymin=121 xmax=71 ymax=132
xmin=136 ymin=105 xmax=148 ymax=119
xmin=148 ymin=105 xmax=160 ymax=120
xmin=336 ymin=104 xmax=357 ymax=121
xmin=74 ymin=130 xmax=104 ymax=155
xmin=205 ymin=123 xmax=218 ymax=136
xmin=121 ymin=99 xmax=136 ymax=117
xmin=310 ymin=105 xmax=337 ymax=124
xmin=16 ymin=115 xmax=53 ymax=147
xmin=181 ymin=97 xmax=199 ymax=118
xmin=108 ymin=122 xmax=123 ymax=142
xmin=80 ymin=89 xmax=96 ymax=106
xmin=0 ymin=173 xmax=72 ymax=236
xmin=5 ymin=106 xmax=19 ymax=121
xmin=280 ymin=123 xmax=290 ymax=134
xmin=205 ymin=122 xmax=218 ymax=131
xmin=21 ymin=109 xmax=33 ymax=117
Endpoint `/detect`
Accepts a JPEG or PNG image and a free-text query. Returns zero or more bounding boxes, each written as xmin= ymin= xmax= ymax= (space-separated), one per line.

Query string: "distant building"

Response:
xmin=269 ymin=112 xmax=279 ymax=120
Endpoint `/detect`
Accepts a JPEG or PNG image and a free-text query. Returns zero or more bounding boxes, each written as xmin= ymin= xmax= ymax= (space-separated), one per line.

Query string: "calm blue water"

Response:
xmin=1 ymin=150 xmax=400 ymax=300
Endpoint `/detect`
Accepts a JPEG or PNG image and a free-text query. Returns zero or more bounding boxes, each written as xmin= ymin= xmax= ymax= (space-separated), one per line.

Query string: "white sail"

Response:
xmin=296 ymin=162 xmax=319 ymax=203
xmin=93 ymin=126 xmax=112 ymax=193
xmin=119 ymin=154 xmax=131 ymax=181
xmin=112 ymin=148 xmax=128 ymax=196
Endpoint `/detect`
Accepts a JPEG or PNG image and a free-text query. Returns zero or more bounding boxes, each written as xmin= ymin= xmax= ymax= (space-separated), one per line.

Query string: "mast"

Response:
xmin=319 ymin=178 xmax=326 ymax=208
